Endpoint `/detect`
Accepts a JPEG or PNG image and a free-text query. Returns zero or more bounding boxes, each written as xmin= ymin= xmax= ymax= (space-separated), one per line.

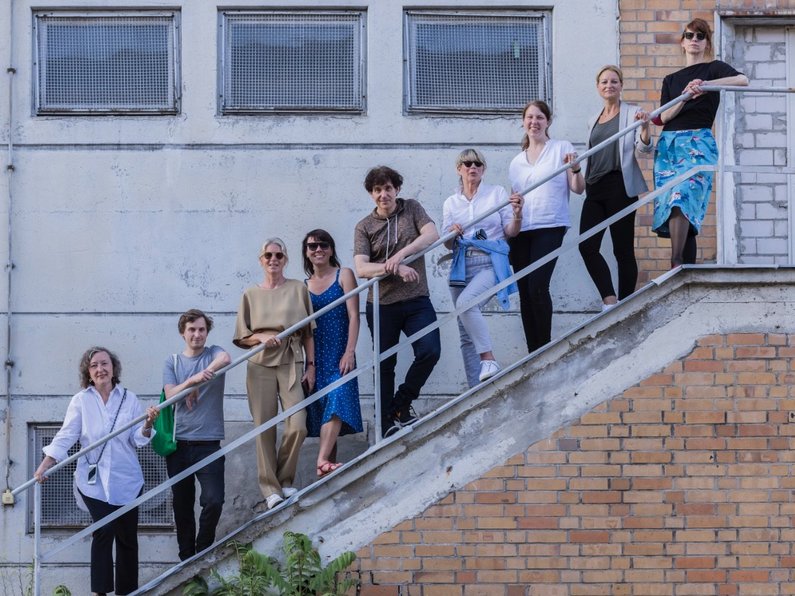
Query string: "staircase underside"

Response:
xmin=148 ymin=266 xmax=795 ymax=595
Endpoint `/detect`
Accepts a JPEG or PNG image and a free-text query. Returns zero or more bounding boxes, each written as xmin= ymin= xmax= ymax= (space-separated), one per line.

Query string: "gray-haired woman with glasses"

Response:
xmin=442 ymin=148 xmax=523 ymax=387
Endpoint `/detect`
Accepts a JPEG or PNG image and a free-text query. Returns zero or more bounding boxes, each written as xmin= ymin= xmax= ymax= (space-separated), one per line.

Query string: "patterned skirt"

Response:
xmin=652 ymin=129 xmax=718 ymax=237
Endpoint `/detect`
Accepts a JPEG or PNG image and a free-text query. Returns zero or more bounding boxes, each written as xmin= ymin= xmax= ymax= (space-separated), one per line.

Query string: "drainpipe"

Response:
xmin=3 ymin=0 xmax=16 ymax=505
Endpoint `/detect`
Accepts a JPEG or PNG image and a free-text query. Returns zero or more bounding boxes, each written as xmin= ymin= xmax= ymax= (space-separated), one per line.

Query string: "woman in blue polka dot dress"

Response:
xmin=302 ymin=229 xmax=363 ymax=477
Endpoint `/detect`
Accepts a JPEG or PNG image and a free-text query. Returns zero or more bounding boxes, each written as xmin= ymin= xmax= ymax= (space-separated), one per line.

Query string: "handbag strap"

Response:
xmin=172 ymin=354 xmax=178 ymax=441
xmin=86 ymin=388 xmax=127 ymax=466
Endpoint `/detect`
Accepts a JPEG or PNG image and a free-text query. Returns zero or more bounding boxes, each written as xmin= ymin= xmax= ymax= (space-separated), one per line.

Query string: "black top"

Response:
xmin=660 ymin=60 xmax=742 ymax=131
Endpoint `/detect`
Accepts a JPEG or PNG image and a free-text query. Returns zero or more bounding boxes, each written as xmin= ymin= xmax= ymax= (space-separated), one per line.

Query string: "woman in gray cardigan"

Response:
xmin=579 ymin=65 xmax=652 ymax=309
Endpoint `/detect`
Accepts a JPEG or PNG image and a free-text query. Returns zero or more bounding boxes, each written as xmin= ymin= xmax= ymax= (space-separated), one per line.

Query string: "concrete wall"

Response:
xmin=0 ymin=0 xmax=619 ymax=590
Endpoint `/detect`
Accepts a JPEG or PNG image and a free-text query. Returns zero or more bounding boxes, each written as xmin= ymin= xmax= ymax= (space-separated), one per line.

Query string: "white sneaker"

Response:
xmin=266 ymin=494 xmax=284 ymax=510
xmin=602 ymin=302 xmax=617 ymax=312
xmin=282 ymin=487 xmax=298 ymax=498
xmin=478 ymin=359 xmax=502 ymax=382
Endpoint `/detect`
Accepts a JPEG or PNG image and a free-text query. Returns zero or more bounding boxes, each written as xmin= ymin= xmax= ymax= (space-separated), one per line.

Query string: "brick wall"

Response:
xmin=620 ymin=1 xmax=795 ymax=281
xmin=354 ymin=333 xmax=795 ymax=595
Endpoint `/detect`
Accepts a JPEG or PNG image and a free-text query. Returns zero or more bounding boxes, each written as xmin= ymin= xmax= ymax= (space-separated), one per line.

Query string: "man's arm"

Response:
xmin=164 ymin=349 xmax=231 ymax=399
xmin=354 ymin=254 xmax=419 ymax=283
xmin=383 ymin=222 xmax=440 ymax=274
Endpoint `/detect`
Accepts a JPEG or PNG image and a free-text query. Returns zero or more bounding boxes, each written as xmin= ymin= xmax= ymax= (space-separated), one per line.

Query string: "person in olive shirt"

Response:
xmin=353 ymin=166 xmax=441 ymax=438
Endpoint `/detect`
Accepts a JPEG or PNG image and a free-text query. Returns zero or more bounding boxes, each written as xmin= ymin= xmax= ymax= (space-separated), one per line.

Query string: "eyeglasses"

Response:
xmin=460 ymin=161 xmax=483 ymax=168
xmin=262 ymin=252 xmax=284 ymax=261
xmin=683 ymin=31 xmax=706 ymax=41
xmin=306 ymin=242 xmax=330 ymax=251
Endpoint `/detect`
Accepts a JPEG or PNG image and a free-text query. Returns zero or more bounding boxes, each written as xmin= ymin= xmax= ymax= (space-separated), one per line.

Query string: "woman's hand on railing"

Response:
xmin=252 ymin=332 xmax=281 ymax=349
xmin=142 ymin=406 xmax=159 ymax=437
xmin=34 ymin=456 xmax=57 ymax=483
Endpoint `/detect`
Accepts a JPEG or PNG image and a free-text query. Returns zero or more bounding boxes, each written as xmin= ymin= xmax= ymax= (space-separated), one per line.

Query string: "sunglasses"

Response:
xmin=262 ymin=252 xmax=284 ymax=260
xmin=461 ymin=160 xmax=483 ymax=168
xmin=683 ymin=31 xmax=706 ymax=41
xmin=306 ymin=241 xmax=330 ymax=251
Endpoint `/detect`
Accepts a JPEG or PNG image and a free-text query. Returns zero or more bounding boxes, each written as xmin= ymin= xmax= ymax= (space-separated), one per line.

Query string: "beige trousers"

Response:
xmin=246 ymin=361 xmax=307 ymax=498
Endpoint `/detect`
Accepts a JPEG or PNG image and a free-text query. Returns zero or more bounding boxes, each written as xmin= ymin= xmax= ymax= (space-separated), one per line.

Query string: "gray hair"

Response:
xmin=455 ymin=148 xmax=487 ymax=169
xmin=259 ymin=237 xmax=289 ymax=264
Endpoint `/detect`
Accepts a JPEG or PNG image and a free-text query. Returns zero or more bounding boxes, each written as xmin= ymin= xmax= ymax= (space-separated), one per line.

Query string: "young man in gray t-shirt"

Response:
xmin=162 ymin=309 xmax=230 ymax=561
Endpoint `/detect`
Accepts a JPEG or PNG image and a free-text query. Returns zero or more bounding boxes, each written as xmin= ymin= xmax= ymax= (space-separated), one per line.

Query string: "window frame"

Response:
xmin=403 ymin=9 xmax=552 ymax=115
xmin=218 ymin=9 xmax=367 ymax=115
xmin=32 ymin=9 xmax=181 ymax=116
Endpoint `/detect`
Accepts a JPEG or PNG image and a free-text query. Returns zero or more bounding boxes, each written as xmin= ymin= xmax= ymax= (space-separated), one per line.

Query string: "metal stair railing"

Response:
xmin=13 ymin=84 xmax=790 ymax=596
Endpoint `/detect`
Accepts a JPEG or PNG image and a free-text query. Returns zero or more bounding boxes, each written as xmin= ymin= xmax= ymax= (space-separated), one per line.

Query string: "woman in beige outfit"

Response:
xmin=234 ymin=238 xmax=315 ymax=510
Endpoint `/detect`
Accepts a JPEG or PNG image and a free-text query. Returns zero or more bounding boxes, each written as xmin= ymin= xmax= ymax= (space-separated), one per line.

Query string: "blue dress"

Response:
xmin=306 ymin=270 xmax=363 ymax=437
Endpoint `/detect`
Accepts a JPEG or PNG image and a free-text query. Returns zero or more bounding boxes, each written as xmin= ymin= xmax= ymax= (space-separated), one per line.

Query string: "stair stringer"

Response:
xmin=153 ymin=266 xmax=795 ymax=594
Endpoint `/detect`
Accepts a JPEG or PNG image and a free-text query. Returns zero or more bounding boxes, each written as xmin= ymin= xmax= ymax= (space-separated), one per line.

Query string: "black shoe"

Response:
xmin=383 ymin=423 xmax=402 ymax=438
xmin=394 ymin=405 xmax=419 ymax=426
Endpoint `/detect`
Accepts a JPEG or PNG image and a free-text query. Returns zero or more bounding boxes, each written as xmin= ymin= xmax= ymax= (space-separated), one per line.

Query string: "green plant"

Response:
xmin=53 ymin=586 xmax=72 ymax=596
xmin=182 ymin=532 xmax=357 ymax=596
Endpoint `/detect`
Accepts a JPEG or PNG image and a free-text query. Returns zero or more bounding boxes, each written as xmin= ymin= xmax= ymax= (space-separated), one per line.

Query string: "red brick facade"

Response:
xmin=355 ymin=333 xmax=795 ymax=595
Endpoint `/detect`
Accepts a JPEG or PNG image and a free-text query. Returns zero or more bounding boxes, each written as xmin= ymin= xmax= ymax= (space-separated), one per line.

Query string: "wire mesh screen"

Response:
xmin=28 ymin=425 xmax=173 ymax=531
xmin=406 ymin=12 xmax=550 ymax=113
xmin=35 ymin=13 xmax=178 ymax=113
xmin=222 ymin=11 xmax=365 ymax=112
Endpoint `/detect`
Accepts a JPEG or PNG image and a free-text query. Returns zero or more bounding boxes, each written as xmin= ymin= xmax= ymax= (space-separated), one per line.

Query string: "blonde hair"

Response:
xmin=259 ymin=237 xmax=289 ymax=264
xmin=596 ymin=65 xmax=623 ymax=85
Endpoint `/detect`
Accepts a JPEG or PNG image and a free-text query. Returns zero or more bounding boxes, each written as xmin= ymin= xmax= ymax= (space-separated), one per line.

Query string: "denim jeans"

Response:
xmin=366 ymin=295 xmax=441 ymax=435
xmin=166 ymin=441 xmax=225 ymax=561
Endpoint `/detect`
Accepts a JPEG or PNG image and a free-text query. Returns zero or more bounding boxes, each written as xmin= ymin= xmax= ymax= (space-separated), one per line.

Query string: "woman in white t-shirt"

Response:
xmin=508 ymin=100 xmax=585 ymax=353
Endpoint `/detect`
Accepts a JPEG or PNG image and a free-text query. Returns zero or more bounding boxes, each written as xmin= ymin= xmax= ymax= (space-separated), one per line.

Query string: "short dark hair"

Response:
xmin=302 ymin=229 xmax=342 ymax=278
xmin=363 ymin=166 xmax=403 ymax=193
xmin=78 ymin=346 xmax=121 ymax=389
xmin=178 ymin=309 xmax=213 ymax=334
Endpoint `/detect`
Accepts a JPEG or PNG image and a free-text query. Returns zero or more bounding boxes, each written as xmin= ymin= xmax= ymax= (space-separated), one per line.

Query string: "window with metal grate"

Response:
xmin=404 ymin=11 xmax=551 ymax=114
xmin=33 ymin=11 xmax=180 ymax=115
xmin=27 ymin=425 xmax=173 ymax=531
xmin=220 ymin=10 xmax=366 ymax=114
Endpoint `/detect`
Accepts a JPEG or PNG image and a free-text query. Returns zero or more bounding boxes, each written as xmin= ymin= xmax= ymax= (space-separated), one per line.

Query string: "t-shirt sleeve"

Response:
xmin=353 ymin=221 xmax=370 ymax=258
xmin=209 ymin=345 xmax=225 ymax=359
xmin=233 ymin=291 xmax=254 ymax=347
xmin=711 ymin=60 xmax=742 ymax=79
xmin=162 ymin=355 xmax=178 ymax=386
xmin=409 ymin=199 xmax=434 ymax=231
xmin=660 ymin=74 xmax=673 ymax=106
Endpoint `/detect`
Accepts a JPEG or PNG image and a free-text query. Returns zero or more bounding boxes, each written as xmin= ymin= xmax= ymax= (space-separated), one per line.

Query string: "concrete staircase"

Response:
xmin=144 ymin=266 xmax=795 ymax=594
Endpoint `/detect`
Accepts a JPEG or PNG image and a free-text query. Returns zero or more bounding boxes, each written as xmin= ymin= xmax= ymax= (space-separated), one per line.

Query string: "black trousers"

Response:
xmin=508 ymin=226 xmax=566 ymax=353
xmin=166 ymin=441 xmax=225 ymax=561
xmin=79 ymin=490 xmax=139 ymax=595
xmin=579 ymin=171 xmax=638 ymax=300
xmin=365 ymin=296 xmax=441 ymax=435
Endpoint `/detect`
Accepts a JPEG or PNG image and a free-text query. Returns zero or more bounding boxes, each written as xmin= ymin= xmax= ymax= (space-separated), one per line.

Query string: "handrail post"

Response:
xmin=373 ymin=280 xmax=382 ymax=443
xmin=717 ymin=88 xmax=727 ymax=265
xmin=33 ymin=482 xmax=41 ymax=596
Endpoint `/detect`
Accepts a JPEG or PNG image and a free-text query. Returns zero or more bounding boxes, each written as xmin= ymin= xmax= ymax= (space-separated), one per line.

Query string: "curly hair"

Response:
xmin=78 ymin=346 xmax=122 ymax=389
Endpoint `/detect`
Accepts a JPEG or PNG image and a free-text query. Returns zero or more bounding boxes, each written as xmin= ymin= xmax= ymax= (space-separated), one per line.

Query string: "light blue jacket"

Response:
xmin=449 ymin=237 xmax=517 ymax=310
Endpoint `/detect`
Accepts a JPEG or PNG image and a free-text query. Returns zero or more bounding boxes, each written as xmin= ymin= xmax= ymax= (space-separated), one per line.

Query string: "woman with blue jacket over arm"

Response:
xmin=442 ymin=148 xmax=523 ymax=387
xmin=579 ymin=65 xmax=652 ymax=309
